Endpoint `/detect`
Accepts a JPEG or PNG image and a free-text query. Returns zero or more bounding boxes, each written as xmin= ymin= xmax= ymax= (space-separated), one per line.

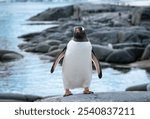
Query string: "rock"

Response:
xmin=129 ymin=59 xmax=150 ymax=69
xmin=29 ymin=5 xmax=74 ymax=21
xmin=45 ymin=40 xmax=61 ymax=46
xmin=146 ymin=83 xmax=150 ymax=91
xmin=88 ymin=31 xmax=118 ymax=45
xmin=58 ymin=44 xmax=67 ymax=49
xmin=18 ymin=43 xmax=36 ymax=50
xmin=124 ymin=47 xmax=144 ymax=60
xmin=113 ymin=43 xmax=143 ymax=49
xmin=92 ymin=44 xmax=113 ymax=61
xmin=48 ymin=45 xmax=58 ymax=52
xmin=131 ymin=8 xmax=142 ymax=25
xmin=141 ymin=7 xmax=150 ymax=21
xmin=35 ymin=43 xmax=50 ymax=53
xmin=0 ymin=93 xmax=42 ymax=102
xmin=0 ymin=50 xmax=23 ymax=62
xmin=106 ymin=50 xmax=135 ymax=64
xmin=141 ymin=44 xmax=150 ymax=60
xmin=126 ymin=83 xmax=148 ymax=91
xmin=18 ymin=32 xmax=40 ymax=39
xmin=37 ymin=92 xmax=150 ymax=102
xmin=47 ymin=49 xmax=62 ymax=57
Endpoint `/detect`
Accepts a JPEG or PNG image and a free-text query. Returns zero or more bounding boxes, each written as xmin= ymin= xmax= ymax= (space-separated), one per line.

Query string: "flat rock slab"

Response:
xmin=0 ymin=93 xmax=42 ymax=102
xmin=38 ymin=92 xmax=150 ymax=102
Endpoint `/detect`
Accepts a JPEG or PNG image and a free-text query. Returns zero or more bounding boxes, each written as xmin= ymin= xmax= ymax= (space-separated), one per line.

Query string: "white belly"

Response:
xmin=62 ymin=40 xmax=92 ymax=89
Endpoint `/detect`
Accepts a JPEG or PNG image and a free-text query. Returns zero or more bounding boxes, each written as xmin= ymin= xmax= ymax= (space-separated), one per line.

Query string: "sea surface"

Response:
xmin=0 ymin=2 xmax=150 ymax=96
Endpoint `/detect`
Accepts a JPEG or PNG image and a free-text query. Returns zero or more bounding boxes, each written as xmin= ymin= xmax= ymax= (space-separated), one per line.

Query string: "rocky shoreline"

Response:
xmin=1 ymin=91 xmax=150 ymax=102
xmin=17 ymin=3 xmax=150 ymax=93
xmin=18 ymin=3 xmax=150 ymax=68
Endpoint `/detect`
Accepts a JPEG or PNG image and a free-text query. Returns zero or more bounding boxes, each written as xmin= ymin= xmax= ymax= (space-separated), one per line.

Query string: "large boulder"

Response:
xmin=124 ymin=47 xmax=144 ymax=60
xmin=141 ymin=44 xmax=150 ymax=60
xmin=106 ymin=49 xmax=135 ymax=64
xmin=0 ymin=50 xmax=23 ymax=62
xmin=29 ymin=5 xmax=74 ymax=21
xmin=92 ymin=44 xmax=113 ymax=61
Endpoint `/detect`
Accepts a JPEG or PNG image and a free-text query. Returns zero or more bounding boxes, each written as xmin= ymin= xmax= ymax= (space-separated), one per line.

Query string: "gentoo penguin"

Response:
xmin=51 ymin=26 xmax=102 ymax=96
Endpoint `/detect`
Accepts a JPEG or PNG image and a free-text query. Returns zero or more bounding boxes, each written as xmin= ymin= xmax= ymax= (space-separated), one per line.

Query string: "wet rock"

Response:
xmin=45 ymin=40 xmax=62 ymax=46
xmin=141 ymin=44 xmax=150 ymax=60
xmin=113 ymin=43 xmax=143 ymax=49
xmin=58 ymin=44 xmax=67 ymax=49
xmin=146 ymin=83 xmax=150 ymax=91
xmin=48 ymin=45 xmax=58 ymax=52
xmin=18 ymin=32 xmax=40 ymax=39
xmin=92 ymin=44 xmax=113 ymax=61
xmin=29 ymin=5 xmax=74 ymax=21
xmin=35 ymin=43 xmax=50 ymax=53
xmin=124 ymin=47 xmax=144 ymax=60
xmin=89 ymin=31 xmax=118 ymax=45
xmin=126 ymin=83 xmax=148 ymax=91
xmin=37 ymin=92 xmax=150 ymax=102
xmin=106 ymin=50 xmax=135 ymax=64
xmin=0 ymin=93 xmax=42 ymax=102
xmin=47 ymin=49 xmax=62 ymax=57
xmin=0 ymin=50 xmax=23 ymax=62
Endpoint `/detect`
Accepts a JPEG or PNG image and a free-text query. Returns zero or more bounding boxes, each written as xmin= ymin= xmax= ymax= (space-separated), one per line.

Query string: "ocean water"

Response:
xmin=0 ymin=2 xmax=150 ymax=96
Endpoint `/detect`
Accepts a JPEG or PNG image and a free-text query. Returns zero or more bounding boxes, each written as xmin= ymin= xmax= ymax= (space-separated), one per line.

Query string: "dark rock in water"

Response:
xmin=124 ymin=47 xmax=144 ymax=60
xmin=29 ymin=5 xmax=74 ymax=21
xmin=0 ymin=93 xmax=42 ymax=102
xmin=106 ymin=50 xmax=135 ymax=64
xmin=141 ymin=44 xmax=150 ymax=60
xmin=0 ymin=50 xmax=23 ymax=62
xmin=126 ymin=83 xmax=148 ymax=91
xmin=92 ymin=44 xmax=113 ymax=61
xmin=35 ymin=43 xmax=50 ymax=53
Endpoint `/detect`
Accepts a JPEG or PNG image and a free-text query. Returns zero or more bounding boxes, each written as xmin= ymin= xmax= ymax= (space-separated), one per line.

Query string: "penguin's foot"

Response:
xmin=63 ymin=89 xmax=73 ymax=97
xmin=83 ymin=91 xmax=94 ymax=94
xmin=83 ymin=87 xmax=94 ymax=94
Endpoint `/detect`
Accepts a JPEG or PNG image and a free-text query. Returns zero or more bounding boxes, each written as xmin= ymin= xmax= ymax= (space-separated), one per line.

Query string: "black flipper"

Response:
xmin=92 ymin=50 xmax=102 ymax=79
xmin=50 ymin=47 xmax=67 ymax=73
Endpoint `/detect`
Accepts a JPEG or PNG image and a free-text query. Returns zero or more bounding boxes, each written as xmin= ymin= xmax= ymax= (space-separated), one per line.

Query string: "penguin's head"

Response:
xmin=73 ymin=26 xmax=88 ymax=42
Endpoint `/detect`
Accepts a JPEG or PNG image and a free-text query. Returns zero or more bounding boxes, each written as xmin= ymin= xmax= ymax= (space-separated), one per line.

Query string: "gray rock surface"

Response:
xmin=37 ymin=92 xmax=150 ymax=102
xmin=29 ymin=5 xmax=74 ymax=21
xmin=141 ymin=44 xmax=150 ymax=60
xmin=0 ymin=50 xmax=23 ymax=62
xmin=0 ymin=93 xmax=42 ymax=102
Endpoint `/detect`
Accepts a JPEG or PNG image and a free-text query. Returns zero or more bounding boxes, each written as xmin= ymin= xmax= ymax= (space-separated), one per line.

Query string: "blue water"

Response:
xmin=0 ymin=2 xmax=150 ymax=96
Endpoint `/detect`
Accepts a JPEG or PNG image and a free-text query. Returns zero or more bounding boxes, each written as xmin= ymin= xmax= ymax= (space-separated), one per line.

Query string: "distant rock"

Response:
xmin=35 ymin=43 xmax=50 ymax=53
xmin=0 ymin=50 xmax=23 ymax=62
xmin=126 ymin=83 xmax=148 ymax=91
xmin=29 ymin=5 xmax=74 ymax=21
xmin=0 ymin=93 xmax=42 ymax=102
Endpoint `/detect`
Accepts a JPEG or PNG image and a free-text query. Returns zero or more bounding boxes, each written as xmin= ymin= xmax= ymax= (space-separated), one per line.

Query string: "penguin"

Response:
xmin=51 ymin=26 xmax=102 ymax=96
